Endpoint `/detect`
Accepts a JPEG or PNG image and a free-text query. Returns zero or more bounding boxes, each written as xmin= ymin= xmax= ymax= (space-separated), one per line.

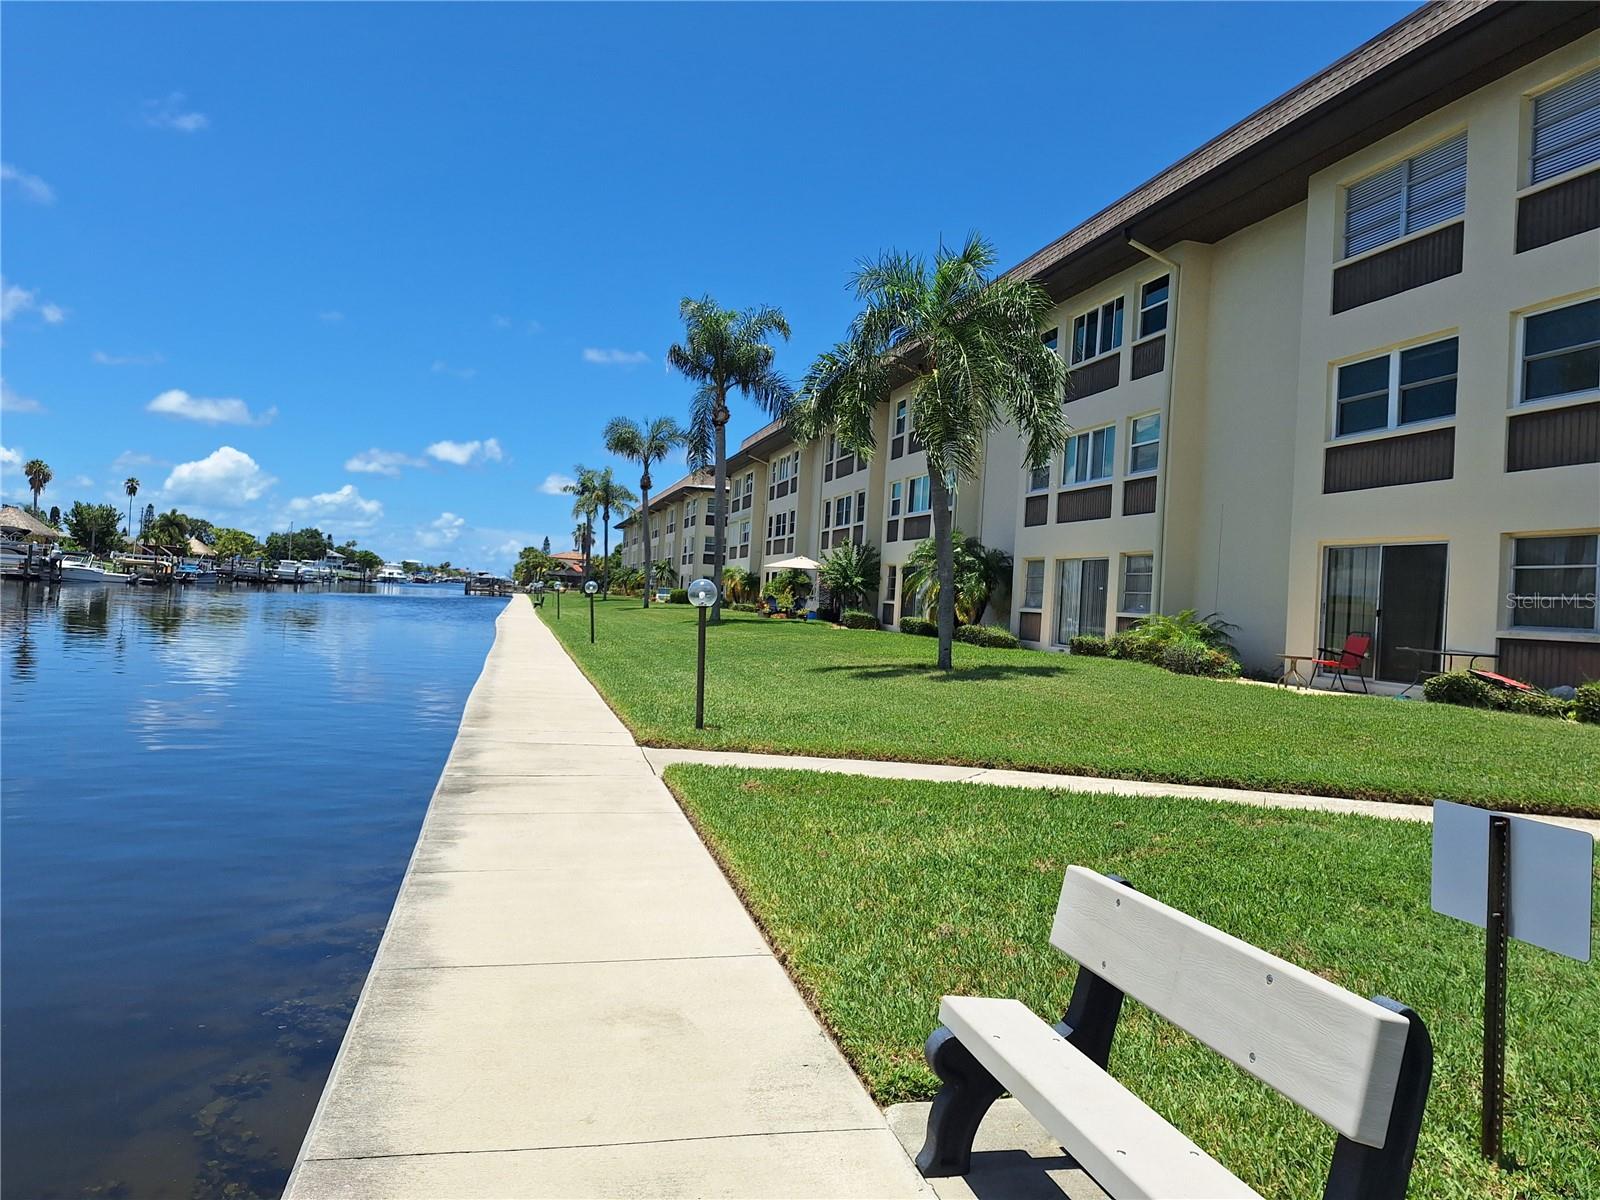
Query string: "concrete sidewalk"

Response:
xmin=285 ymin=598 xmax=929 ymax=1199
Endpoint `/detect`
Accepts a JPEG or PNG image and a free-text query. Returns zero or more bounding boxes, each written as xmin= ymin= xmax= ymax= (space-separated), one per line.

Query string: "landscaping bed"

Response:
xmin=537 ymin=599 xmax=1600 ymax=815
xmin=663 ymin=763 xmax=1600 ymax=1200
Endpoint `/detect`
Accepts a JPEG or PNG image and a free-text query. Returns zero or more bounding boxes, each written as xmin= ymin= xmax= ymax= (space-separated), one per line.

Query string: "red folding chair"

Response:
xmin=1313 ymin=633 xmax=1372 ymax=693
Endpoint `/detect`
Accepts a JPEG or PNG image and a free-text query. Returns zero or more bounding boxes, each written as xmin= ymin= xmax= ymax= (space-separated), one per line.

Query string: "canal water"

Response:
xmin=1 ymin=582 xmax=504 ymax=1199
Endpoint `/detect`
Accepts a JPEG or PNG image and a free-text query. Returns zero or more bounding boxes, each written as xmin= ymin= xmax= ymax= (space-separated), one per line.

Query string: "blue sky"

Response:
xmin=2 ymin=1 xmax=1415 ymax=570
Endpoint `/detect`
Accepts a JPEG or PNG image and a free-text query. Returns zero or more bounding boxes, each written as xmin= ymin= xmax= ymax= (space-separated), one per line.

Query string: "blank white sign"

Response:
xmin=1431 ymin=800 xmax=1593 ymax=962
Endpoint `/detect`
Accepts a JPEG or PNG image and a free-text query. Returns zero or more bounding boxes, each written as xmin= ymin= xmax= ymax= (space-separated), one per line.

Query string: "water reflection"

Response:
xmin=1 ymin=582 xmax=503 ymax=1198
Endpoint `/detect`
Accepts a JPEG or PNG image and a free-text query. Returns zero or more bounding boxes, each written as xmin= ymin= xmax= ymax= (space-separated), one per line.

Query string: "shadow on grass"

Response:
xmin=807 ymin=661 xmax=1065 ymax=682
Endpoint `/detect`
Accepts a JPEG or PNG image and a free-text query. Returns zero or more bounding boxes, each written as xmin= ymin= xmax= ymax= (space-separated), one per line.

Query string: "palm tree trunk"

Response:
xmin=929 ymin=470 xmax=956 ymax=670
xmin=710 ymin=403 xmax=728 ymax=624
xmin=640 ymin=479 xmax=652 ymax=608
xmin=601 ymin=501 xmax=611 ymax=596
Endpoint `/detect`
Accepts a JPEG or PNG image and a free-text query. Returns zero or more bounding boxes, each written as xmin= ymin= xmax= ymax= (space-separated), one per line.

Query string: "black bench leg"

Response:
xmin=914 ymin=1025 xmax=1004 ymax=1177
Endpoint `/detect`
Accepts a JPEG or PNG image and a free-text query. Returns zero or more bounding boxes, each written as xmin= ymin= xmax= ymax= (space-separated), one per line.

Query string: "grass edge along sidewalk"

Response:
xmin=662 ymin=763 xmax=1600 ymax=1200
xmin=536 ymin=598 xmax=1600 ymax=817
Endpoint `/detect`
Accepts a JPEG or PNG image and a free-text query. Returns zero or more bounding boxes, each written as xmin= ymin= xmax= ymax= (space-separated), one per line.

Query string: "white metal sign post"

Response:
xmin=1431 ymin=800 xmax=1593 ymax=1160
xmin=687 ymin=578 xmax=718 ymax=729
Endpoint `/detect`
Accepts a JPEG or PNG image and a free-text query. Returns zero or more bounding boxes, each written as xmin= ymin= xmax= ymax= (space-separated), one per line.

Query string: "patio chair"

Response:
xmin=1313 ymin=633 xmax=1372 ymax=693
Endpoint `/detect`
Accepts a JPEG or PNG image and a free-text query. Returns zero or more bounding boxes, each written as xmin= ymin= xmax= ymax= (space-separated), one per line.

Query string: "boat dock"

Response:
xmin=284 ymin=597 xmax=925 ymax=1198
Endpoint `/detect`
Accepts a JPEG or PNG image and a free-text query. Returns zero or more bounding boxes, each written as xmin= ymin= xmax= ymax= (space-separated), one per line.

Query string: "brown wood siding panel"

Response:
xmin=1323 ymin=427 xmax=1454 ymax=493
xmin=1331 ymin=222 xmax=1463 ymax=314
xmin=1024 ymin=495 xmax=1049 ymax=526
xmin=1056 ymin=485 xmax=1113 ymax=523
xmin=890 ymin=435 xmax=905 ymax=459
xmin=1130 ymin=336 xmax=1166 ymax=380
xmin=1516 ymin=169 xmax=1600 ymax=253
xmin=1506 ymin=402 xmax=1600 ymax=472
xmin=1122 ymin=476 xmax=1157 ymax=515
xmin=902 ymin=514 xmax=932 ymax=540
xmin=885 ymin=519 xmax=899 ymax=543
xmin=1018 ymin=612 xmax=1042 ymax=642
xmin=1497 ymin=638 xmax=1600 ymax=688
xmin=1067 ymin=353 xmax=1121 ymax=401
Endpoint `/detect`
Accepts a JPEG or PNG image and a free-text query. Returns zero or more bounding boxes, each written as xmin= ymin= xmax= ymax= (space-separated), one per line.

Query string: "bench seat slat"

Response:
xmin=1050 ymin=868 xmax=1410 ymax=1146
xmin=941 ymin=995 xmax=1263 ymax=1200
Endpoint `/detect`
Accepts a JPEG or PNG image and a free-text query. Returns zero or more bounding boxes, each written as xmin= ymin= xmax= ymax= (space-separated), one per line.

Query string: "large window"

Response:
xmin=1071 ymin=297 xmax=1124 ymax=365
xmin=1530 ymin=66 xmax=1600 ymax=186
xmin=908 ymin=475 xmax=931 ymax=514
xmin=1128 ymin=413 xmax=1161 ymax=474
xmin=1022 ymin=559 xmax=1045 ymax=610
xmin=1120 ymin=554 xmax=1153 ymax=615
xmin=1138 ymin=276 xmax=1169 ymax=338
xmin=1055 ymin=558 xmax=1109 ymax=643
xmin=1344 ymin=132 xmax=1467 ymax=258
xmin=1063 ymin=426 xmax=1115 ymax=486
xmin=1335 ymin=337 xmax=1458 ymax=437
xmin=1521 ymin=298 xmax=1599 ymax=404
xmin=1510 ymin=534 xmax=1598 ymax=631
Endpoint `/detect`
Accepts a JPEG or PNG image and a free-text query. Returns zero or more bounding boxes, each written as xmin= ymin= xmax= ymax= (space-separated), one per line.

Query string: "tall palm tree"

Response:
xmin=902 ymin=531 xmax=1013 ymax=626
xmin=667 ymin=296 xmax=793 ymax=622
xmin=589 ymin=467 xmax=637 ymax=596
xmin=23 ymin=459 xmax=52 ymax=515
xmin=563 ymin=465 xmax=601 ymax=582
xmin=603 ymin=415 xmax=687 ymax=607
xmin=793 ymin=234 xmax=1066 ymax=668
xmin=124 ymin=477 xmax=141 ymax=538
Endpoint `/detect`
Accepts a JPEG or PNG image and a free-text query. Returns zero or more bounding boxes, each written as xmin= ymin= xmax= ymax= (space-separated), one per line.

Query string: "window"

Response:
xmin=703 ymin=537 xmax=715 ymax=557
xmin=737 ymin=520 xmax=750 ymax=557
xmin=1128 ymin=414 xmax=1161 ymax=474
xmin=822 ymin=498 xmax=832 ymax=529
xmin=908 ymin=475 xmax=931 ymax=514
xmin=889 ymin=480 xmax=903 ymax=517
xmin=1071 ymin=297 xmax=1124 ymax=365
xmin=685 ymin=498 xmax=699 ymax=527
xmin=1042 ymin=327 xmax=1059 ymax=353
xmin=835 ymin=493 xmax=852 ymax=527
xmin=894 ymin=399 xmax=908 ymax=437
xmin=1343 ymin=132 xmax=1467 ymax=258
xmin=1510 ymin=535 xmax=1597 ymax=630
xmin=1335 ymin=337 xmax=1458 ymax=437
xmin=1063 ymin=427 xmax=1115 ymax=486
xmin=1022 ymin=560 xmax=1045 ymax=610
xmin=885 ymin=565 xmax=897 ymax=602
xmin=1120 ymin=554 xmax=1153 ymax=615
xmin=1138 ymin=276 xmax=1169 ymax=338
xmin=1521 ymin=298 xmax=1599 ymax=404
xmin=1530 ymin=66 xmax=1600 ymax=185
xmin=1055 ymin=558 xmax=1109 ymax=643
xmin=1026 ymin=458 xmax=1052 ymax=493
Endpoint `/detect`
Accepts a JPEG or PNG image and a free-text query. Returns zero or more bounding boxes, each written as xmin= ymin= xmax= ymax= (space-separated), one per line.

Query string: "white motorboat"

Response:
xmin=60 ymin=555 xmax=130 ymax=585
xmin=374 ymin=564 xmax=409 ymax=583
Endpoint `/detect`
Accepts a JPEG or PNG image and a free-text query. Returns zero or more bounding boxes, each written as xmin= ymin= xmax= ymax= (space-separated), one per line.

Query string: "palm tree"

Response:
xmin=721 ymin=565 xmax=754 ymax=605
xmin=902 ymin=532 xmax=1013 ymax=626
xmin=589 ymin=467 xmax=637 ymax=596
xmin=652 ymin=559 xmax=677 ymax=589
xmin=818 ymin=539 xmax=881 ymax=613
xmin=667 ymin=296 xmax=793 ymax=623
xmin=604 ymin=415 xmax=687 ymax=607
xmin=148 ymin=509 xmax=189 ymax=551
xmin=23 ymin=459 xmax=52 ymax=515
xmin=124 ymin=477 xmax=141 ymax=536
xmin=564 ymin=465 xmax=601 ymax=582
xmin=793 ymin=234 xmax=1066 ymax=668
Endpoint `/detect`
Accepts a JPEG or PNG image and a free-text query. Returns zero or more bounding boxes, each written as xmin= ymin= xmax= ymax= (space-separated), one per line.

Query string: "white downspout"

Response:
xmin=1127 ymin=236 xmax=1179 ymax=615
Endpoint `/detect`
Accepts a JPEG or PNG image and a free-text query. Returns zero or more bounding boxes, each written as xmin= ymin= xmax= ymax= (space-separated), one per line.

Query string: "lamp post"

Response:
xmin=687 ymin=578 xmax=718 ymax=730
xmin=584 ymin=578 xmax=599 ymax=643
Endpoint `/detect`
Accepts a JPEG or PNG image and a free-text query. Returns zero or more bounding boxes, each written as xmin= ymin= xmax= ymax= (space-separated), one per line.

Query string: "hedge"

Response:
xmin=898 ymin=617 xmax=936 ymax=637
xmin=667 ymin=588 xmax=689 ymax=605
xmin=954 ymin=624 xmax=1022 ymax=650
xmin=840 ymin=610 xmax=879 ymax=630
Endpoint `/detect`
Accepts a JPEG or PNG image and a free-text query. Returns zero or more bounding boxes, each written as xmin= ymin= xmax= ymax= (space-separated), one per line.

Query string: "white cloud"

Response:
xmin=1 ymin=163 xmax=54 ymax=204
xmin=143 ymin=93 xmax=209 ymax=133
xmin=490 ymin=315 xmax=512 ymax=330
xmin=147 ymin=388 xmax=276 ymax=426
xmin=414 ymin=511 xmax=466 ymax=549
xmin=113 ymin=450 xmax=166 ymax=471
xmin=345 ymin=447 xmax=426 ymax=477
xmin=70 ymin=474 xmax=94 ymax=488
xmin=425 ymin=437 xmax=503 ymax=467
xmin=1 ymin=278 xmax=66 ymax=324
xmin=286 ymin=484 xmax=383 ymax=530
xmin=1 ymin=379 xmax=43 ymax=413
xmin=538 ymin=472 xmax=575 ymax=495
xmin=93 ymin=350 xmax=164 ymax=367
xmin=163 ymin=446 xmax=275 ymax=506
xmin=582 ymin=347 xmax=650 ymax=366
xmin=318 ymin=310 xmax=344 ymax=323
xmin=0 ymin=445 xmax=19 ymax=467
xmin=430 ymin=359 xmax=477 ymax=380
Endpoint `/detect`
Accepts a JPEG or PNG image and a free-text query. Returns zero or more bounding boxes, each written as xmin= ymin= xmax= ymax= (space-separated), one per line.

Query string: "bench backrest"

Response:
xmin=1050 ymin=867 xmax=1410 ymax=1148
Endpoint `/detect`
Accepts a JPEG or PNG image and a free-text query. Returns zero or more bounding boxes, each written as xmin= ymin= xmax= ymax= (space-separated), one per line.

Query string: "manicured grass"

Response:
xmin=664 ymin=764 xmax=1600 ymax=1199
xmin=538 ymin=598 xmax=1600 ymax=815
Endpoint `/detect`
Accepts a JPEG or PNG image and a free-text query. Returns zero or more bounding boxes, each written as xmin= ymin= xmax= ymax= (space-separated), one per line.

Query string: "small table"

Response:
xmin=1278 ymin=652 xmax=1317 ymax=689
xmin=1397 ymin=647 xmax=1499 ymax=696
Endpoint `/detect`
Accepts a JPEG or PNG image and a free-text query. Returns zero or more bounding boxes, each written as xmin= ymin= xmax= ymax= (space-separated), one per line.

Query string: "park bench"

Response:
xmin=916 ymin=867 xmax=1432 ymax=1199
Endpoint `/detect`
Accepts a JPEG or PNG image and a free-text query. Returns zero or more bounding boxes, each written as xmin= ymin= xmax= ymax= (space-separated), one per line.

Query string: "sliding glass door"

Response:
xmin=1055 ymin=558 xmax=1109 ymax=644
xmin=1322 ymin=543 xmax=1447 ymax=681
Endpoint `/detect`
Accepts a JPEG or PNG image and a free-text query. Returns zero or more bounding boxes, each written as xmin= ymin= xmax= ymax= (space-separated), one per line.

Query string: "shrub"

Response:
xmin=1577 ymin=681 xmax=1600 ymax=725
xmin=898 ymin=616 xmax=936 ymax=637
xmin=840 ymin=610 xmax=878 ymax=630
xmin=1499 ymin=690 xmax=1574 ymax=720
xmin=1129 ymin=609 xmax=1239 ymax=657
xmin=1423 ymin=671 xmax=1494 ymax=708
xmin=1068 ymin=634 xmax=1109 ymax=656
xmin=1107 ymin=630 xmax=1163 ymax=665
xmin=1160 ymin=638 xmax=1238 ymax=677
xmin=667 ymin=588 xmax=689 ymax=605
xmin=1425 ymin=670 xmax=1575 ymax=719
xmin=731 ymin=602 xmax=761 ymax=613
xmin=954 ymin=624 xmax=1022 ymax=649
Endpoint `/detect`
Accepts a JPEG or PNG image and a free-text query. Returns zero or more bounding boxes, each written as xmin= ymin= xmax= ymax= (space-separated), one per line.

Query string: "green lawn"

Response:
xmin=664 ymin=764 xmax=1599 ymax=1200
xmin=538 ymin=598 xmax=1600 ymax=815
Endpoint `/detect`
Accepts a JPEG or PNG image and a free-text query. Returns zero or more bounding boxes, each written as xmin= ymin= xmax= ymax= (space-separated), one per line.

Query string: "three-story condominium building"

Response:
xmin=616 ymin=3 xmax=1597 ymax=687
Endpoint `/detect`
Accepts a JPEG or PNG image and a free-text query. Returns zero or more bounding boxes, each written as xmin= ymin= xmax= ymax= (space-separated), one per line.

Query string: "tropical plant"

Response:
xmin=762 ymin=567 xmax=813 ymax=611
xmin=1126 ymin=609 xmax=1239 ymax=657
xmin=590 ymin=467 xmax=636 ymax=595
xmin=652 ymin=559 xmax=677 ymax=588
xmin=667 ymin=295 xmax=793 ymax=623
xmin=721 ymin=565 xmax=755 ymax=604
xmin=818 ymin=539 xmax=880 ymax=612
xmin=64 ymin=502 xmax=124 ymax=553
xmin=211 ymin=528 xmax=262 ymax=559
xmin=148 ymin=508 xmax=190 ymax=549
xmin=23 ymin=458 xmax=52 ymax=514
xmin=901 ymin=532 xmax=1012 ymax=627
xmin=564 ymin=465 xmax=602 ymax=581
xmin=604 ymin=415 xmax=688 ymax=607
xmin=513 ymin=546 xmax=557 ymax=587
xmin=791 ymin=234 xmax=1065 ymax=668
xmin=124 ymin=477 xmax=140 ymax=537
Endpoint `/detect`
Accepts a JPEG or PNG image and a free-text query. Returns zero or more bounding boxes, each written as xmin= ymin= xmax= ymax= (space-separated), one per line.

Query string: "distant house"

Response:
xmin=548 ymin=550 xmax=586 ymax=586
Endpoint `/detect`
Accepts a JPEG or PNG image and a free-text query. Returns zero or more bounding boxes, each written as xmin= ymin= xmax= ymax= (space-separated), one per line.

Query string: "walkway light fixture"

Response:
xmin=687 ymin=577 xmax=718 ymax=729
xmin=584 ymin=578 xmax=599 ymax=643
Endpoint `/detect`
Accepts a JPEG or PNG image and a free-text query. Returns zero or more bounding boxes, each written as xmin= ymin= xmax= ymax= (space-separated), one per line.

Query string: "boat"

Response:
xmin=60 ymin=555 xmax=131 ymax=585
xmin=175 ymin=561 xmax=219 ymax=586
xmin=374 ymin=563 xmax=409 ymax=583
